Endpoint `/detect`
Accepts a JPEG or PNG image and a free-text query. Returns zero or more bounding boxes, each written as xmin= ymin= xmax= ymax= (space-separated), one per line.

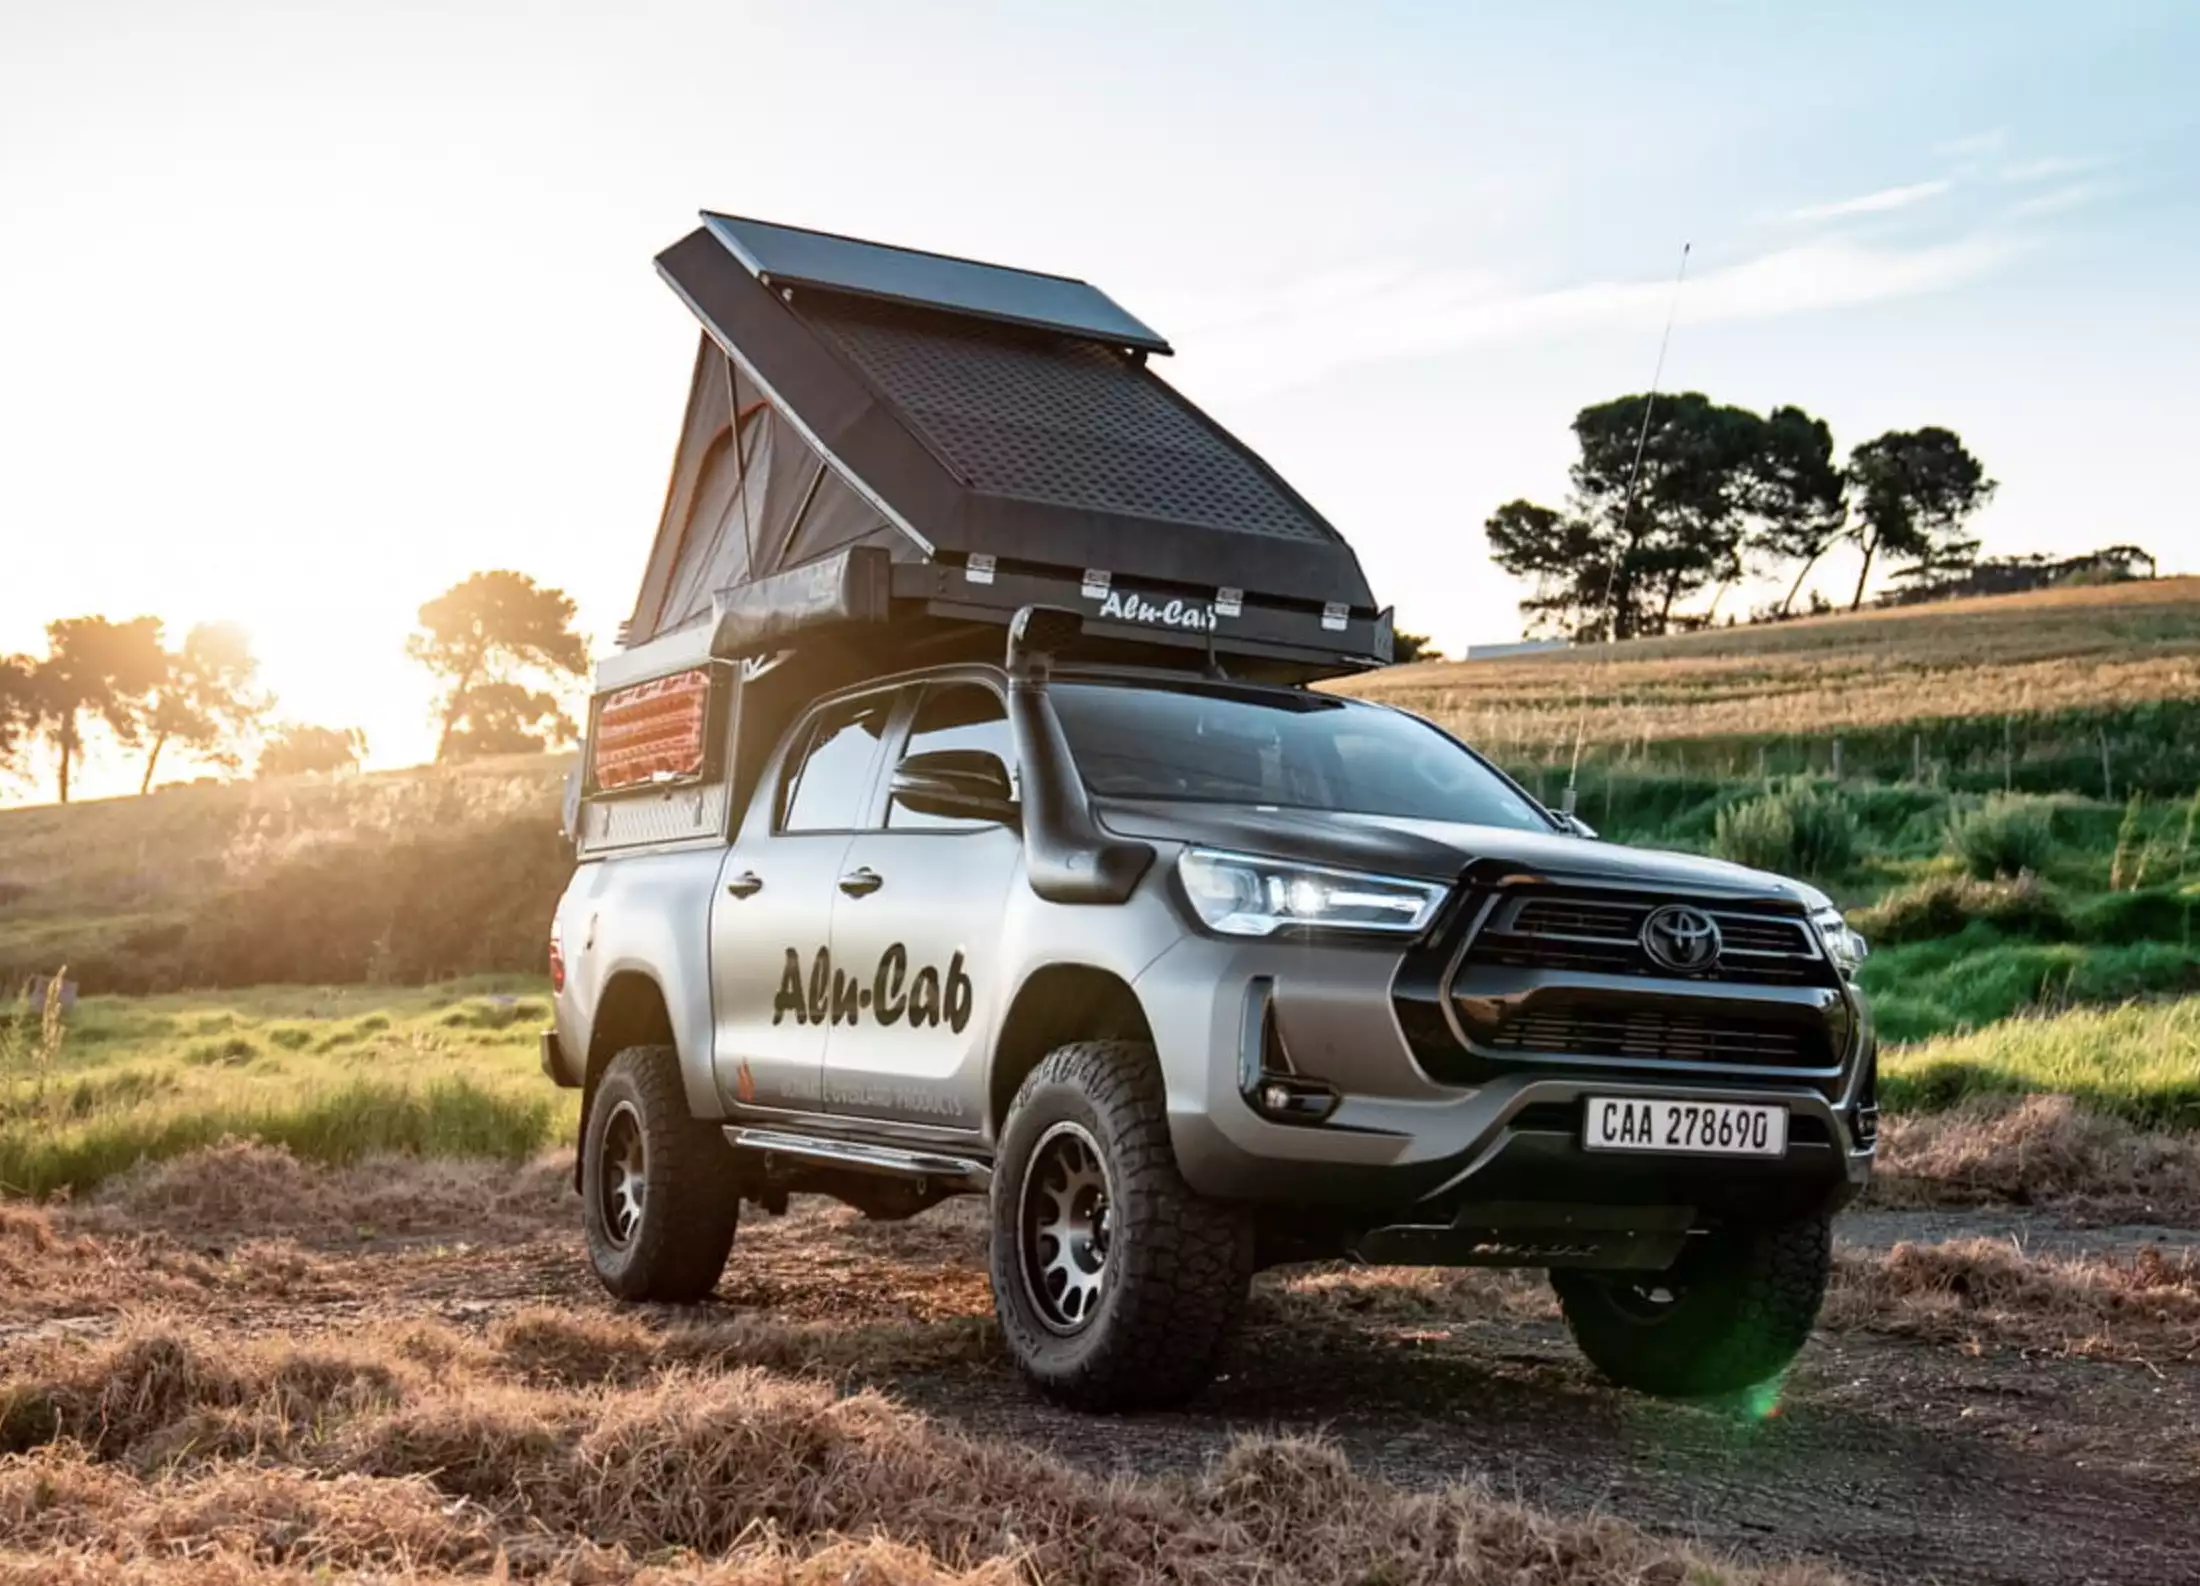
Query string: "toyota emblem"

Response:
xmin=1640 ymin=904 xmax=1723 ymax=973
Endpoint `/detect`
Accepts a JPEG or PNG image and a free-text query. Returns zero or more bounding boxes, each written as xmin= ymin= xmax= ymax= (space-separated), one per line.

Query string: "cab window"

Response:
xmin=887 ymin=683 xmax=1015 ymax=831
xmin=779 ymin=694 xmax=893 ymax=832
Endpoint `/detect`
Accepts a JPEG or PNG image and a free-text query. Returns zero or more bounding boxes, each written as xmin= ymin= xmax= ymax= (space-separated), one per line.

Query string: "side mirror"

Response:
xmin=890 ymin=749 xmax=1018 ymax=826
xmin=1560 ymin=812 xmax=1599 ymax=839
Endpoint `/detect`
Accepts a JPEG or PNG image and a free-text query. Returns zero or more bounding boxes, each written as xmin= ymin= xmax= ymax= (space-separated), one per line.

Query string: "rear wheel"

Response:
xmin=1552 ymin=1210 xmax=1833 ymax=1397
xmin=989 ymin=1040 xmax=1254 ymax=1411
xmin=582 ymin=1045 xmax=740 ymax=1302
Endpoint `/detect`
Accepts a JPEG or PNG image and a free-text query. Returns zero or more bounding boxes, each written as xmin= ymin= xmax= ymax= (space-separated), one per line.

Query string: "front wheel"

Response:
xmin=1552 ymin=1210 xmax=1834 ymax=1397
xmin=989 ymin=1041 xmax=1254 ymax=1412
xmin=581 ymin=1045 xmax=741 ymax=1302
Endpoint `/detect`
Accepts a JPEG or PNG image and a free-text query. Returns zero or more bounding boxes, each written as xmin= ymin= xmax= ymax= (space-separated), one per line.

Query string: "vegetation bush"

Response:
xmin=1947 ymin=792 xmax=2059 ymax=879
xmin=1850 ymin=872 xmax=2068 ymax=947
xmin=2068 ymin=885 xmax=2200 ymax=946
xmin=1711 ymin=778 xmax=1857 ymax=879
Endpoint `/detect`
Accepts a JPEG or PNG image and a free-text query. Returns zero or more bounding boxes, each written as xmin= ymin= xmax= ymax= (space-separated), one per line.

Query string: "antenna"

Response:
xmin=1560 ymin=241 xmax=1691 ymax=820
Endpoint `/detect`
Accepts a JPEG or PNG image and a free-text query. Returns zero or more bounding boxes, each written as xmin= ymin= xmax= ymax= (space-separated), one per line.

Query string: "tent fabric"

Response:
xmin=627 ymin=339 xmax=899 ymax=646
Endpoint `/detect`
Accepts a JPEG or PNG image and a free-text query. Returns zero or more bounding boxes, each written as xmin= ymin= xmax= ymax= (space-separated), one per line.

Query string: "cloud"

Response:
xmin=1935 ymin=129 xmax=2008 ymax=158
xmin=2006 ymin=180 xmax=2116 ymax=219
xmin=1167 ymin=236 xmax=2020 ymax=400
xmin=1788 ymin=180 xmax=1953 ymax=222
xmin=2000 ymin=155 xmax=2107 ymax=184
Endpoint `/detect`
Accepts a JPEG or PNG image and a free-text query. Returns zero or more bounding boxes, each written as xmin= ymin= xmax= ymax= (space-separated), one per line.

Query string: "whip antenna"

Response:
xmin=1561 ymin=240 xmax=1691 ymax=819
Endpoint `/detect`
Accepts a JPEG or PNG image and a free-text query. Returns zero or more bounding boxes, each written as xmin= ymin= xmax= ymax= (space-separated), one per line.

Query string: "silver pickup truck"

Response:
xmin=541 ymin=213 xmax=1875 ymax=1412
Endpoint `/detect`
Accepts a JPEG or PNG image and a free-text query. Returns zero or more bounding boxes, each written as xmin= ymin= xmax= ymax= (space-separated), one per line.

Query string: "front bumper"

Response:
xmin=1132 ymin=919 xmax=1875 ymax=1225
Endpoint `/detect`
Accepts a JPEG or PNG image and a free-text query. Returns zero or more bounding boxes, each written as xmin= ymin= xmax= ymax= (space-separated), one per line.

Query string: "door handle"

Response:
xmin=725 ymin=871 xmax=764 ymax=899
xmin=838 ymin=867 xmax=884 ymax=898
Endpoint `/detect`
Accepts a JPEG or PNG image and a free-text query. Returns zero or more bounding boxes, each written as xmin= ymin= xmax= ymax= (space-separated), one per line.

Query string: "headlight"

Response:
xmin=1176 ymin=849 xmax=1448 ymax=938
xmin=1811 ymin=907 xmax=1869 ymax=980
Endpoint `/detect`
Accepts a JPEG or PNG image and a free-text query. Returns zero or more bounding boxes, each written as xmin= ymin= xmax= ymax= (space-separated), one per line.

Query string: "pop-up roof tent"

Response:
xmin=573 ymin=215 xmax=1393 ymax=854
xmin=613 ymin=214 xmax=1391 ymax=685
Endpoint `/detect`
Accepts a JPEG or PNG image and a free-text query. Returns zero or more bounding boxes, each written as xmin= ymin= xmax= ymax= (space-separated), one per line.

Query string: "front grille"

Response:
xmin=1467 ymin=892 xmax=1826 ymax=986
xmin=1488 ymin=1006 xmax=1827 ymax=1069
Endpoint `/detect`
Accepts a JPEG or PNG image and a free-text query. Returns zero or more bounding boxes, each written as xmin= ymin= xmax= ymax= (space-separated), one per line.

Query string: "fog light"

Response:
xmin=1253 ymin=1076 xmax=1340 ymax=1124
xmin=1853 ymin=1102 xmax=1879 ymax=1146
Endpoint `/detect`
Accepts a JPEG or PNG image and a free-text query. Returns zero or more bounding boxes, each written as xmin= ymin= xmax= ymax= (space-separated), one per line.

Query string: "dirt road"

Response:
xmin=7 ymin=1159 xmax=2196 ymax=1586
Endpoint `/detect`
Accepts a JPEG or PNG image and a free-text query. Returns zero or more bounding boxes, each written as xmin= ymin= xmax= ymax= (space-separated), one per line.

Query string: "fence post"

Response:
xmin=1912 ymin=732 xmax=1924 ymax=784
xmin=2003 ymin=715 xmax=2014 ymax=793
xmin=1831 ymin=738 xmax=1843 ymax=781
xmin=2100 ymin=728 xmax=2114 ymax=803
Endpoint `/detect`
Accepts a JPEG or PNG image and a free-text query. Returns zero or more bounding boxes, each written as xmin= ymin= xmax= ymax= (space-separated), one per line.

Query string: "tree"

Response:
xmin=1391 ymin=630 xmax=1442 ymax=664
xmin=1486 ymin=394 xmax=1767 ymax=640
xmin=137 ymin=622 xmax=273 ymax=793
xmin=407 ymin=571 xmax=588 ymax=763
xmin=0 ymin=656 xmax=31 ymax=776
xmin=1743 ymin=406 xmax=1847 ymax=616
xmin=19 ymin=616 xmax=167 ymax=803
xmin=438 ymin=679 xmax=578 ymax=759
xmin=1843 ymin=427 xmax=1995 ymax=610
xmin=1485 ymin=498 xmax=1608 ymax=637
xmin=257 ymin=724 xmax=368 ymax=779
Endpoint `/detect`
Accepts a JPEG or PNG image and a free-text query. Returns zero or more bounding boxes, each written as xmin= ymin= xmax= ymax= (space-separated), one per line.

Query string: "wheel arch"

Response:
xmin=987 ymin=964 xmax=1154 ymax=1139
xmin=577 ymin=969 xmax=686 ymax=1189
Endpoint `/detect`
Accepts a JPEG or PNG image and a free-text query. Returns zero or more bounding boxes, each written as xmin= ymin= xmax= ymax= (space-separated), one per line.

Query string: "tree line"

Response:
xmin=1484 ymin=393 xmax=1997 ymax=640
xmin=0 ymin=571 xmax=588 ymax=804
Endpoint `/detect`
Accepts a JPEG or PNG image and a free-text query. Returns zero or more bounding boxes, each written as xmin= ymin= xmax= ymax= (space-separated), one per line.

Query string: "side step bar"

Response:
xmin=723 ymin=1126 xmax=991 ymax=1191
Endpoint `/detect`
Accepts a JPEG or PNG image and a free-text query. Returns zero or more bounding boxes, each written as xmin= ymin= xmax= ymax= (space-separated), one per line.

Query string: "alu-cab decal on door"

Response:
xmin=771 ymin=945 xmax=975 ymax=1032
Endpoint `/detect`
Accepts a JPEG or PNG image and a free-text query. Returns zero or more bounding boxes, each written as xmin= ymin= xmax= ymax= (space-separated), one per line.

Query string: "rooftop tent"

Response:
xmin=623 ymin=213 xmax=1389 ymax=676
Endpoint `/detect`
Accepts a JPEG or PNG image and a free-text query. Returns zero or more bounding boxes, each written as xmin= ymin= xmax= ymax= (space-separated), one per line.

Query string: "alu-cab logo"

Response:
xmin=1640 ymin=905 xmax=1722 ymax=973
xmin=1095 ymin=589 xmax=1218 ymax=633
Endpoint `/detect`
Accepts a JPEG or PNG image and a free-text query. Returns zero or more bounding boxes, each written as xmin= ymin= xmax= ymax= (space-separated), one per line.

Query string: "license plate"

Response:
xmin=1583 ymin=1097 xmax=1787 ymax=1158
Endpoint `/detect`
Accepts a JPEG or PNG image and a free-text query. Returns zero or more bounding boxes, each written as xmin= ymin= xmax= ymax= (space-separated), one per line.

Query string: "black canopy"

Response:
xmin=626 ymin=214 xmax=1387 ymax=674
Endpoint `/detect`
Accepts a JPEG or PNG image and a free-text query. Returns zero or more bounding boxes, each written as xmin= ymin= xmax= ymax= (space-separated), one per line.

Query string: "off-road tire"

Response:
xmin=582 ymin=1045 xmax=740 ymax=1302
xmin=1551 ymin=1210 xmax=1834 ymax=1397
xmin=989 ymin=1040 xmax=1254 ymax=1412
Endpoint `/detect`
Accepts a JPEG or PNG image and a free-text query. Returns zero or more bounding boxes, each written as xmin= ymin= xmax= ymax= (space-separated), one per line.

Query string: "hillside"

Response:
xmin=1353 ymin=576 xmax=2200 ymax=792
xmin=4 ymin=578 xmax=2196 ymax=1002
xmin=0 ymin=755 xmax=568 ymax=993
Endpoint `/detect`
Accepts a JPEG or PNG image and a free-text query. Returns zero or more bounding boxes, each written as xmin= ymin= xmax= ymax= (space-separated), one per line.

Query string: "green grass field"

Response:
xmin=4 ymin=969 xmax=2196 ymax=1202
xmin=0 ymin=978 xmax=569 ymax=1198
xmin=1882 ymin=998 xmax=2200 ymax=1131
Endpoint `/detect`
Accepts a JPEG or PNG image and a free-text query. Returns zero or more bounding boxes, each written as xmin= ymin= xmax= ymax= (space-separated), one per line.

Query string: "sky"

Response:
xmin=2 ymin=0 xmax=2195 ymax=801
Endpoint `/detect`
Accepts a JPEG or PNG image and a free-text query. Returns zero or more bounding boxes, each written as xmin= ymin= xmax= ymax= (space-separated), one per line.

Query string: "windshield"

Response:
xmin=1047 ymin=681 xmax=1552 ymax=831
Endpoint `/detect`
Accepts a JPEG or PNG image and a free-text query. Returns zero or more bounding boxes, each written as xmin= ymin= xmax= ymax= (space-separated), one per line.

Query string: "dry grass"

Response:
xmin=1347 ymin=576 xmax=2200 ymax=761
xmin=79 ymin=1139 xmax=575 ymax=1242
xmin=1873 ymin=1093 xmax=2200 ymax=1222
xmin=1830 ymin=1238 xmax=2200 ymax=1364
xmin=0 ymin=1201 xmax=343 ymax=1323
xmin=0 ymin=1314 xmax=1847 ymax=1586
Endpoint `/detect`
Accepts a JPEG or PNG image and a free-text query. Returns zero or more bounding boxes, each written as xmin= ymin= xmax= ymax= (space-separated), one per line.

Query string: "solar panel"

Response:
xmin=700 ymin=212 xmax=1171 ymax=355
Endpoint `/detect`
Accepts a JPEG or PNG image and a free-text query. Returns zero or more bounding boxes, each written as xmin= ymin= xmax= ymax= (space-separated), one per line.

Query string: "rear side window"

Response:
xmin=888 ymin=684 xmax=1015 ymax=831
xmin=779 ymin=695 xmax=893 ymax=831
